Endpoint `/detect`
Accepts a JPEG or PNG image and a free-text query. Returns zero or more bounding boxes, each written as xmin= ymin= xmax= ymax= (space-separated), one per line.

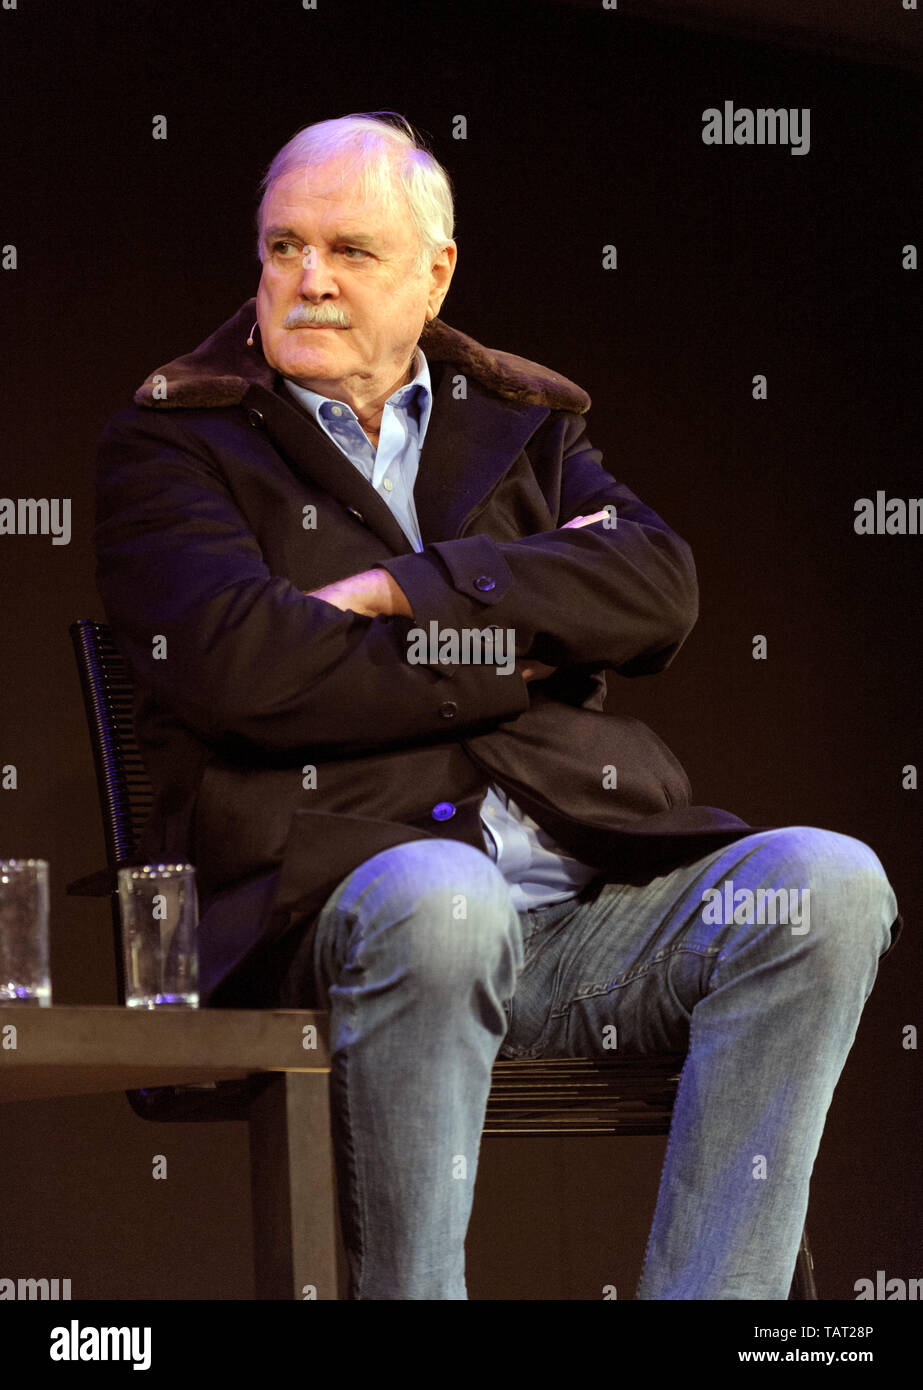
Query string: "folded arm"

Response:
xmin=94 ymin=410 xmax=532 ymax=757
xmin=308 ymin=514 xmax=609 ymax=682
xmin=374 ymin=412 xmax=699 ymax=674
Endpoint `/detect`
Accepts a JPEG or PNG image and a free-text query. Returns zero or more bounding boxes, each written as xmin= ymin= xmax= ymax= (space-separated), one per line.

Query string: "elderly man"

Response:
xmin=94 ymin=111 xmax=901 ymax=1300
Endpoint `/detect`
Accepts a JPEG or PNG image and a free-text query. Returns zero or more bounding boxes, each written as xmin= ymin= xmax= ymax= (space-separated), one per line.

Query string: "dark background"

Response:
xmin=0 ymin=0 xmax=919 ymax=1300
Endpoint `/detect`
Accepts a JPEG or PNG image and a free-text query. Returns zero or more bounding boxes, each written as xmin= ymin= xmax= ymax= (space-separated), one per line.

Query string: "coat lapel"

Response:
xmin=410 ymin=363 xmax=550 ymax=545
xmin=241 ymin=379 xmax=415 ymax=556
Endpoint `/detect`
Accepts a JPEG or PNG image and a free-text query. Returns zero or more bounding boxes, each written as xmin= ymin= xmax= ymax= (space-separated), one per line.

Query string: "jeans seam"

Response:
xmin=561 ymin=944 xmax=723 ymax=1008
xmin=336 ymin=990 xmax=367 ymax=1300
xmin=634 ymin=1005 xmax=700 ymax=1298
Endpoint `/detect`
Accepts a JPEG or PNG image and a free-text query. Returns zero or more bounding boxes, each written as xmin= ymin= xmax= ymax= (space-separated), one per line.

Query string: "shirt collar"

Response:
xmin=282 ymin=346 xmax=432 ymax=439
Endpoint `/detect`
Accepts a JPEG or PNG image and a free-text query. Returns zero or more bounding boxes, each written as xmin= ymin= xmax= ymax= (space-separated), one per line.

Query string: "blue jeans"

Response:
xmin=282 ymin=826 xmax=897 ymax=1299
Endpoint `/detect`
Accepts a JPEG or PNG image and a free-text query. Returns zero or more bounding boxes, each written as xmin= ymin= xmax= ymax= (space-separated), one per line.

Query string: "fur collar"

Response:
xmin=133 ymin=297 xmax=590 ymax=414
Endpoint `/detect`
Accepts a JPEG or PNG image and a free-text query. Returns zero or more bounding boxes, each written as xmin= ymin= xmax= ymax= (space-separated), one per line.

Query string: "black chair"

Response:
xmin=67 ymin=617 xmax=817 ymax=1299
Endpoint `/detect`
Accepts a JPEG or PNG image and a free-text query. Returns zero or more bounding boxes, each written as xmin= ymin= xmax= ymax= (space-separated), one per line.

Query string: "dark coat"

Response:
xmin=94 ymin=299 xmax=889 ymax=1003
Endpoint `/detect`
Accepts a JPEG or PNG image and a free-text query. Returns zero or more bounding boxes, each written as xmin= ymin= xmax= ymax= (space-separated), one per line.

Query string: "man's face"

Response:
xmin=256 ymin=157 xmax=455 ymax=400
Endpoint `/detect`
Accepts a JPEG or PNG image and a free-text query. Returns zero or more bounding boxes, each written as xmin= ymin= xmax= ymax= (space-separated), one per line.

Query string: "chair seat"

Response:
xmin=484 ymin=1056 xmax=684 ymax=1134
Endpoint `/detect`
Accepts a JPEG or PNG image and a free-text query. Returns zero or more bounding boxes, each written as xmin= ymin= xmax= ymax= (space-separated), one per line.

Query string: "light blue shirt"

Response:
xmin=284 ymin=349 xmax=599 ymax=909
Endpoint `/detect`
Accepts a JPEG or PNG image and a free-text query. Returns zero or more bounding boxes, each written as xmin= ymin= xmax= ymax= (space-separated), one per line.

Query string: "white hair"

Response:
xmin=256 ymin=111 xmax=455 ymax=277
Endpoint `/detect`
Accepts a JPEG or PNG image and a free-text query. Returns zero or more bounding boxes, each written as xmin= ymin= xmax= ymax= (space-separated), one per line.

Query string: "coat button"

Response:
xmin=438 ymin=701 xmax=458 ymax=719
xmin=474 ymin=575 xmax=495 ymax=591
xmin=431 ymin=801 xmax=456 ymax=821
xmin=247 ymin=408 xmax=265 ymax=427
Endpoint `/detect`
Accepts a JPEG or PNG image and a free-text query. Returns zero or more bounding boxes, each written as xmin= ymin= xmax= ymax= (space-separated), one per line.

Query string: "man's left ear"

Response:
xmin=427 ymin=243 xmax=455 ymax=322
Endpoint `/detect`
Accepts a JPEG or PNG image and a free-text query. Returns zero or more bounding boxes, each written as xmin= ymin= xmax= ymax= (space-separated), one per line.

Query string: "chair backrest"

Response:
xmin=69 ymin=619 xmax=153 ymax=869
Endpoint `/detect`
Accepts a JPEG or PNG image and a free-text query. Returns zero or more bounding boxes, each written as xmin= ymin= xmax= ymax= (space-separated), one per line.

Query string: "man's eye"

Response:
xmin=271 ymin=240 xmax=298 ymax=256
xmin=341 ymin=246 xmax=368 ymax=259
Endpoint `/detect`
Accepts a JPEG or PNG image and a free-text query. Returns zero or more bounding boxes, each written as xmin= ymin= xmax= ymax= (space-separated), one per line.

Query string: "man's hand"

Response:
xmin=518 ymin=659 xmax=557 ymax=683
xmin=561 ymin=508 xmax=609 ymax=530
xmin=306 ymin=567 xmax=413 ymax=618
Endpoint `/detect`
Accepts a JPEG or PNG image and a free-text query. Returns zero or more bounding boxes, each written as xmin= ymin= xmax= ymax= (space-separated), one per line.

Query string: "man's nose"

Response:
xmin=297 ymin=250 xmax=337 ymax=297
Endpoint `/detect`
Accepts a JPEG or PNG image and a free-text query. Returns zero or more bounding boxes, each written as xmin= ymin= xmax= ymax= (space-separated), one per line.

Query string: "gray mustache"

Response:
xmin=283 ymin=305 xmax=351 ymax=329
